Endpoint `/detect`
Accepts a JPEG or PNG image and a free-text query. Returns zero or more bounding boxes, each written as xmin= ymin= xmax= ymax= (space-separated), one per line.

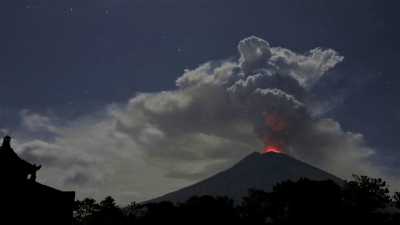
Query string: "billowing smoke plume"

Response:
xmin=12 ymin=36 xmax=387 ymax=202
xmin=114 ymin=36 xmax=357 ymax=175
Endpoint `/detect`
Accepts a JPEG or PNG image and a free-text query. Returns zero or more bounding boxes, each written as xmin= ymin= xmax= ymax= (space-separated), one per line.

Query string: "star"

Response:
xmin=65 ymin=7 xmax=73 ymax=14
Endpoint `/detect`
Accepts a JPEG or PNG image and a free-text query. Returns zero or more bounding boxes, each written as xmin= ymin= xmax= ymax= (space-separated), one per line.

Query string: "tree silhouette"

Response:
xmin=138 ymin=201 xmax=178 ymax=224
xmin=270 ymin=179 xmax=342 ymax=224
xmin=343 ymin=175 xmax=390 ymax=211
xmin=100 ymin=196 xmax=118 ymax=210
xmin=342 ymin=175 xmax=392 ymax=224
xmin=95 ymin=196 xmax=125 ymax=225
xmin=240 ymin=189 xmax=275 ymax=224
xmin=124 ymin=202 xmax=145 ymax=224
xmin=73 ymin=196 xmax=125 ymax=225
xmin=393 ymin=192 xmax=400 ymax=209
xmin=73 ymin=198 xmax=100 ymax=225
xmin=71 ymin=175 xmax=400 ymax=225
xmin=179 ymin=196 xmax=238 ymax=224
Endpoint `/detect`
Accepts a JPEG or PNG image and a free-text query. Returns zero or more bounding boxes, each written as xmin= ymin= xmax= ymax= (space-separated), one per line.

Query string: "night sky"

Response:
xmin=1 ymin=0 xmax=400 ymax=203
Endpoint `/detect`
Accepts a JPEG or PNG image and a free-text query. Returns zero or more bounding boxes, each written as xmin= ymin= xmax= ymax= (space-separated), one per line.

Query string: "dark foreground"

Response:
xmin=73 ymin=176 xmax=400 ymax=225
xmin=0 ymin=136 xmax=75 ymax=225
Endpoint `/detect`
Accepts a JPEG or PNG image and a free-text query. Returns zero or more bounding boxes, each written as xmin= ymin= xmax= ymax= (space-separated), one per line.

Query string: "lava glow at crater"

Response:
xmin=262 ymin=146 xmax=282 ymax=154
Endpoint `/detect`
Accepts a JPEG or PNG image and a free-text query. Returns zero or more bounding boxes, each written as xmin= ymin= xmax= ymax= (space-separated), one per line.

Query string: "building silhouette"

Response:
xmin=0 ymin=136 xmax=75 ymax=225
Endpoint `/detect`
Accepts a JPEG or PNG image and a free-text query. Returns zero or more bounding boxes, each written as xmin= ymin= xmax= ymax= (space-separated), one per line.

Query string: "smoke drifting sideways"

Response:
xmin=114 ymin=36 xmax=380 ymax=180
xmin=15 ymin=36 xmax=392 ymax=202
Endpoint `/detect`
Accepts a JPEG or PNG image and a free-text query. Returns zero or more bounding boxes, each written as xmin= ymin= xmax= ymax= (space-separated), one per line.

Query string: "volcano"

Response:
xmin=150 ymin=152 xmax=343 ymax=203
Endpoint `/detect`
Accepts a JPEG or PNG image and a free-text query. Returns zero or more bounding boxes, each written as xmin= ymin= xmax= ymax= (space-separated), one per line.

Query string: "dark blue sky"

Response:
xmin=1 ymin=0 xmax=400 ymax=168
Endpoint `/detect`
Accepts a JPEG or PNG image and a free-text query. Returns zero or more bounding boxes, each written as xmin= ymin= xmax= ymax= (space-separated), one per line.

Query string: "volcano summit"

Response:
xmin=150 ymin=151 xmax=343 ymax=203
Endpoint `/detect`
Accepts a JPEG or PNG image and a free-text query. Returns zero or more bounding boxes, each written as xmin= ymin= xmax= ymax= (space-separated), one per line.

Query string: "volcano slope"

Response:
xmin=150 ymin=152 xmax=344 ymax=203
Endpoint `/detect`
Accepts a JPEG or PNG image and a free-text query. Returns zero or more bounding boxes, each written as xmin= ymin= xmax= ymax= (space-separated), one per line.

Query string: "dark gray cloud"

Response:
xmin=17 ymin=140 xmax=91 ymax=169
xmin=112 ymin=36 xmax=355 ymax=179
xmin=64 ymin=172 xmax=91 ymax=186
xmin=12 ymin=36 xmax=396 ymax=203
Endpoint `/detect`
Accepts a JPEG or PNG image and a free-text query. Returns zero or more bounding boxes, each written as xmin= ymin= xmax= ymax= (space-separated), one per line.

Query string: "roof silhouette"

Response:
xmin=0 ymin=136 xmax=75 ymax=225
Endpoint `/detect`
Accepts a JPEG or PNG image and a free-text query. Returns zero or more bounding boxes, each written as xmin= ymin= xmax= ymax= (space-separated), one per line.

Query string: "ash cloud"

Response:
xmin=10 ymin=36 xmax=391 ymax=203
xmin=113 ymin=36 xmax=353 ymax=177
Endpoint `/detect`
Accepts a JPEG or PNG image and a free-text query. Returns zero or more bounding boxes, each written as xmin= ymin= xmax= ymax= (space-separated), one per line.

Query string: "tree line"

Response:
xmin=73 ymin=175 xmax=400 ymax=225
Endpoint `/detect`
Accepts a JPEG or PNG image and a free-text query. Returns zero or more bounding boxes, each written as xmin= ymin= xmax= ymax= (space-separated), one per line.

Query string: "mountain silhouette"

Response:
xmin=150 ymin=152 xmax=343 ymax=203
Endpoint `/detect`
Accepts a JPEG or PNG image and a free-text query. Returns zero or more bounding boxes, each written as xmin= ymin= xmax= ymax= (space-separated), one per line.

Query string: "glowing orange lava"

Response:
xmin=262 ymin=146 xmax=282 ymax=154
